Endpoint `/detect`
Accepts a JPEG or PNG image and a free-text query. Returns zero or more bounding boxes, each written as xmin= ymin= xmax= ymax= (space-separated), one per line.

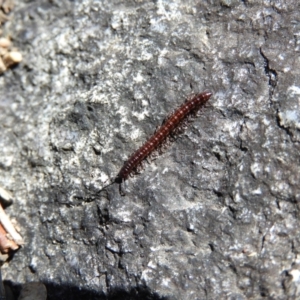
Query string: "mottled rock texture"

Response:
xmin=0 ymin=1 xmax=300 ymax=299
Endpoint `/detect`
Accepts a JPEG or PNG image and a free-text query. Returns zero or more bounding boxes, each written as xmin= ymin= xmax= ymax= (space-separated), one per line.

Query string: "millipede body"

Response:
xmin=115 ymin=91 xmax=212 ymax=187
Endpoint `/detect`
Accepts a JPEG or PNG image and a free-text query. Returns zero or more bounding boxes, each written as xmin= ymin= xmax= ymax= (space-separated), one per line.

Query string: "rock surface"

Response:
xmin=0 ymin=1 xmax=299 ymax=299
xmin=18 ymin=282 xmax=47 ymax=300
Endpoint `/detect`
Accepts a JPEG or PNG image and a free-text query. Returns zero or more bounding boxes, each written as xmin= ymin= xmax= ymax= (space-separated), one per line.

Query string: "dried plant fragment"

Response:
xmin=2 ymin=50 xmax=22 ymax=67
xmin=0 ymin=186 xmax=13 ymax=205
xmin=0 ymin=0 xmax=14 ymax=14
xmin=0 ymin=10 xmax=9 ymax=24
xmin=0 ymin=186 xmax=23 ymax=260
xmin=0 ymin=203 xmax=24 ymax=247
xmin=0 ymin=222 xmax=18 ymax=253
xmin=0 ymin=0 xmax=21 ymax=73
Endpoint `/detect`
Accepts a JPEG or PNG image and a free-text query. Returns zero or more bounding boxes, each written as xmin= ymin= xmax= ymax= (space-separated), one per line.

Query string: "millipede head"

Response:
xmin=115 ymin=176 xmax=123 ymax=184
xmin=197 ymin=91 xmax=212 ymax=103
xmin=114 ymin=176 xmax=126 ymax=196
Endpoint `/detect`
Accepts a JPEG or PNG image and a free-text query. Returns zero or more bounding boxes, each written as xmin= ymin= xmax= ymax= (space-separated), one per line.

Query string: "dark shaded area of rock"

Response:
xmin=18 ymin=282 xmax=46 ymax=300
xmin=0 ymin=1 xmax=300 ymax=300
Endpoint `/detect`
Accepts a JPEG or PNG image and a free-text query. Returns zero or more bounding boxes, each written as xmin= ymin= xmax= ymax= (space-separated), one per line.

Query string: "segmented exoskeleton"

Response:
xmin=115 ymin=91 xmax=212 ymax=195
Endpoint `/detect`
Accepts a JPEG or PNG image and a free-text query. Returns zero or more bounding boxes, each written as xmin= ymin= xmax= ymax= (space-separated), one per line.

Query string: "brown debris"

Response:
xmin=0 ymin=202 xmax=24 ymax=248
xmin=0 ymin=187 xmax=24 ymax=257
xmin=0 ymin=10 xmax=9 ymax=24
xmin=0 ymin=222 xmax=18 ymax=253
xmin=0 ymin=186 xmax=13 ymax=205
xmin=0 ymin=39 xmax=22 ymax=73
xmin=0 ymin=0 xmax=14 ymax=14
xmin=0 ymin=0 xmax=21 ymax=74
xmin=2 ymin=49 xmax=22 ymax=67
xmin=0 ymin=0 xmax=13 ymax=24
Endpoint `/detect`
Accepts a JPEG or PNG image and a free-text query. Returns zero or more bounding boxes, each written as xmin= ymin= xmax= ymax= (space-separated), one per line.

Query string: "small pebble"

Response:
xmin=0 ymin=37 xmax=11 ymax=48
xmin=3 ymin=51 xmax=22 ymax=67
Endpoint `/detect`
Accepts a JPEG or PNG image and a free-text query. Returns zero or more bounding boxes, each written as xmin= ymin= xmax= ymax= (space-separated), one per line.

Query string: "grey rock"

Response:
xmin=18 ymin=282 xmax=46 ymax=300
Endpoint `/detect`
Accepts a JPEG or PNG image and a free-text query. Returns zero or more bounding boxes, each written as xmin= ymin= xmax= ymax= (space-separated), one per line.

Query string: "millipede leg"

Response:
xmin=135 ymin=164 xmax=143 ymax=174
xmin=139 ymin=161 xmax=146 ymax=171
xmin=149 ymin=149 xmax=159 ymax=160
xmin=119 ymin=182 xmax=125 ymax=196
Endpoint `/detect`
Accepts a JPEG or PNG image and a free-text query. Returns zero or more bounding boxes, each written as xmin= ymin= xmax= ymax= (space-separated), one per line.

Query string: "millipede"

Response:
xmin=110 ymin=91 xmax=212 ymax=195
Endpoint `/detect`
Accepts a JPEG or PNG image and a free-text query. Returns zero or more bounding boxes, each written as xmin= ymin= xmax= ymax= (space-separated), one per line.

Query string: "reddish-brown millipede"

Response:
xmin=113 ymin=91 xmax=212 ymax=195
